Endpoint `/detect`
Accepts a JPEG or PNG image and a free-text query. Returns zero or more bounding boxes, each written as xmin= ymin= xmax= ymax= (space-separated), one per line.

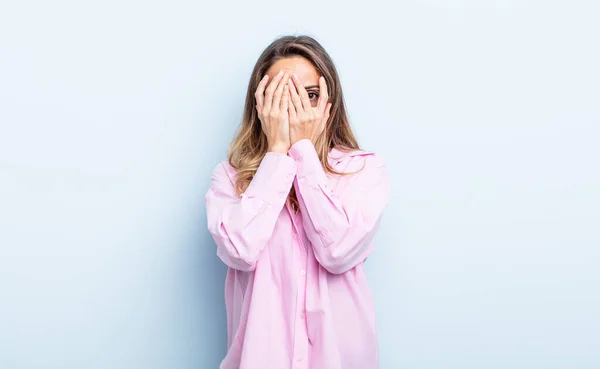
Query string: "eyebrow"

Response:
xmin=304 ymin=85 xmax=320 ymax=89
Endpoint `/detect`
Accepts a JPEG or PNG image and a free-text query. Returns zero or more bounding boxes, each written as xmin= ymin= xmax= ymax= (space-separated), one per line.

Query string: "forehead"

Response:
xmin=265 ymin=56 xmax=320 ymax=85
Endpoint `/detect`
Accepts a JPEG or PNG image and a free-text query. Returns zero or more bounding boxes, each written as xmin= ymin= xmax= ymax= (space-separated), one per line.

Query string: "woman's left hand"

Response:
xmin=287 ymin=74 xmax=332 ymax=146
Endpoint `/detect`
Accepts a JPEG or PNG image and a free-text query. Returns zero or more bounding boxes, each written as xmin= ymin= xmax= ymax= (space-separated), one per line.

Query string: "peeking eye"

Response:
xmin=308 ymin=92 xmax=319 ymax=100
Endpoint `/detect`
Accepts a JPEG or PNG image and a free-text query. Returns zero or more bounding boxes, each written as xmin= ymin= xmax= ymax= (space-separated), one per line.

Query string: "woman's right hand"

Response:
xmin=255 ymin=70 xmax=291 ymax=154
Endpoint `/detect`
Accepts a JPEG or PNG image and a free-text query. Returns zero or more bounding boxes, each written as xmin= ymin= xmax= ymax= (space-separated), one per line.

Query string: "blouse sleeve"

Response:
xmin=205 ymin=153 xmax=297 ymax=271
xmin=288 ymin=139 xmax=391 ymax=274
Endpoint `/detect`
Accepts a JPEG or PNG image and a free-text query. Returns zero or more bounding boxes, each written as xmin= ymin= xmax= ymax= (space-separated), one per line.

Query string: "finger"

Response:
xmin=317 ymin=102 xmax=332 ymax=135
xmin=263 ymin=70 xmax=285 ymax=112
xmin=287 ymin=88 xmax=297 ymax=121
xmin=292 ymin=74 xmax=312 ymax=112
xmin=272 ymin=72 xmax=289 ymax=112
xmin=255 ymin=74 xmax=270 ymax=111
xmin=288 ymin=77 xmax=304 ymax=114
xmin=316 ymin=75 xmax=329 ymax=114
xmin=324 ymin=102 xmax=332 ymax=122
xmin=281 ymin=84 xmax=289 ymax=112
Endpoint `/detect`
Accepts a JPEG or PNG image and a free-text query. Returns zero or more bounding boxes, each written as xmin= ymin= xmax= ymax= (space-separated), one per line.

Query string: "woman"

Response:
xmin=205 ymin=35 xmax=391 ymax=369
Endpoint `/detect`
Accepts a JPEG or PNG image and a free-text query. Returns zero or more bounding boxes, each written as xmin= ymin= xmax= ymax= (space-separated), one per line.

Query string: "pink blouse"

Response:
xmin=205 ymin=138 xmax=391 ymax=369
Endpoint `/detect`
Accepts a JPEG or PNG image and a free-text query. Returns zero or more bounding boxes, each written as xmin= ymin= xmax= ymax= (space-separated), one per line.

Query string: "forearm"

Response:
xmin=206 ymin=153 xmax=297 ymax=271
xmin=288 ymin=139 xmax=390 ymax=274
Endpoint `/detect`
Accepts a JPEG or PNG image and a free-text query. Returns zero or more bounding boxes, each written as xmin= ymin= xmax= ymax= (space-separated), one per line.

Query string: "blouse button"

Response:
xmin=300 ymin=269 xmax=306 ymax=276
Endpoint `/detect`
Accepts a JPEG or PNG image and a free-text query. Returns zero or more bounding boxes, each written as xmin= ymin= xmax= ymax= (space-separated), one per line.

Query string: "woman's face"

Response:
xmin=264 ymin=56 xmax=321 ymax=108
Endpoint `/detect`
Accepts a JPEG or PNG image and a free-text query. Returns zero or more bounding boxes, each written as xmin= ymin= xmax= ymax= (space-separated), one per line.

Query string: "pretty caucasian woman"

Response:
xmin=205 ymin=35 xmax=391 ymax=369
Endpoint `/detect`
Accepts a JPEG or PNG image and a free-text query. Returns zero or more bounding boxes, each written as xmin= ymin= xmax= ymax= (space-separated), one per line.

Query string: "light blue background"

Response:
xmin=1 ymin=1 xmax=599 ymax=368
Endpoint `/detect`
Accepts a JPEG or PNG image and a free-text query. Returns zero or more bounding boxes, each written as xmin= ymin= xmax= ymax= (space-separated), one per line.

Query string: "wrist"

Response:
xmin=268 ymin=144 xmax=289 ymax=154
xmin=290 ymin=138 xmax=313 ymax=148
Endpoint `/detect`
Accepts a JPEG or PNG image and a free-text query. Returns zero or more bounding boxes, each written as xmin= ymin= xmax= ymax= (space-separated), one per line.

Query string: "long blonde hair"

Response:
xmin=228 ymin=35 xmax=361 ymax=212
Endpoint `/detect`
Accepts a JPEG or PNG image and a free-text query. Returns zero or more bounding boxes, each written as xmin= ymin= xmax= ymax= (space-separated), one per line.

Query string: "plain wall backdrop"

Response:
xmin=1 ymin=0 xmax=599 ymax=368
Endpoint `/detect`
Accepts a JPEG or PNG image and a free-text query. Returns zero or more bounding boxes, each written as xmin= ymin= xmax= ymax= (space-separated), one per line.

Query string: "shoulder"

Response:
xmin=209 ymin=159 xmax=237 ymax=187
xmin=328 ymin=146 xmax=386 ymax=172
